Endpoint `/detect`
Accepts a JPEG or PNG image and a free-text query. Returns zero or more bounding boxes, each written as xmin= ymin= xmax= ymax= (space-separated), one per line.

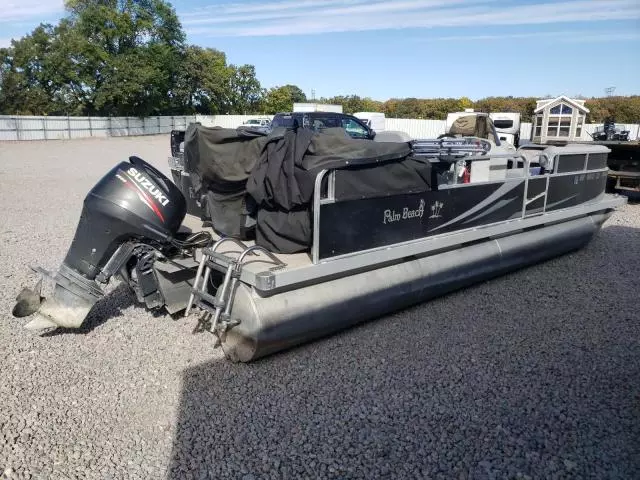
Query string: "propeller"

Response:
xmin=11 ymin=279 xmax=44 ymax=318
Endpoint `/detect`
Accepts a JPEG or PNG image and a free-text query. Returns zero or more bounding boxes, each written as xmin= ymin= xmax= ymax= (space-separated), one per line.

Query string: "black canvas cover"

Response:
xmin=182 ymin=124 xmax=268 ymax=237
xmin=333 ymin=157 xmax=433 ymax=202
xmin=183 ymin=124 xmax=267 ymax=193
xmin=245 ymin=127 xmax=419 ymax=253
xmin=183 ymin=124 xmax=430 ymax=253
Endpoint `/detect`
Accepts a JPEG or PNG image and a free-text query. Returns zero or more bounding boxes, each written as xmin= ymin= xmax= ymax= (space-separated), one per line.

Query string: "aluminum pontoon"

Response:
xmin=11 ymin=126 xmax=627 ymax=362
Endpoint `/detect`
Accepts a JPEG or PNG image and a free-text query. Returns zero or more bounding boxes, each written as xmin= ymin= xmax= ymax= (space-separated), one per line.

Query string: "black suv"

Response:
xmin=270 ymin=111 xmax=376 ymax=140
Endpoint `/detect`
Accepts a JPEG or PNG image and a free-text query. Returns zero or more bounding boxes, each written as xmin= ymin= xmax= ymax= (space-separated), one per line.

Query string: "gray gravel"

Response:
xmin=1 ymin=135 xmax=639 ymax=480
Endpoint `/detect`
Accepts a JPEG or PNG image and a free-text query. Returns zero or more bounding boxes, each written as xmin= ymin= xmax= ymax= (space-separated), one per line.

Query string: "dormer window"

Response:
xmin=549 ymin=103 xmax=573 ymax=115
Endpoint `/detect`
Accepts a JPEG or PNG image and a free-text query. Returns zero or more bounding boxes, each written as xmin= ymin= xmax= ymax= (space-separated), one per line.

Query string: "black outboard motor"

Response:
xmin=12 ymin=156 xmax=191 ymax=330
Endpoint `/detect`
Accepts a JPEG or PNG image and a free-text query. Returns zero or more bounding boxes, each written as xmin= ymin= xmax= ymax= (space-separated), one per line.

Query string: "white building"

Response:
xmin=531 ymin=95 xmax=589 ymax=143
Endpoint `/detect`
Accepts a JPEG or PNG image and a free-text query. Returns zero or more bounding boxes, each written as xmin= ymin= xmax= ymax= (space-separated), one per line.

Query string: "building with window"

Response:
xmin=531 ymin=96 xmax=589 ymax=144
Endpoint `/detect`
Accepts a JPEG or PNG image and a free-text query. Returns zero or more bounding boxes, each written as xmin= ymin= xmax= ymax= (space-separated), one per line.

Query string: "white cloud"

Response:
xmin=424 ymin=31 xmax=640 ymax=42
xmin=0 ymin=38 xmax=12 ymax=48
xmin=184 ymin=0 xmax=640 ymax=37
xmin=181 ymin=0 xmax=361 ymax=17
xmin=182 ymin=0 xmax=479 ymax=25
xmin=0 ymin=0 xmax=64 ymax=22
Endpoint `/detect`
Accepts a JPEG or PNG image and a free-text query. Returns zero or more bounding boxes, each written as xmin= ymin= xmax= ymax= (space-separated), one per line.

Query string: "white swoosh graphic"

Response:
xmin=461 ymin=196 xmax=518 ymax=225
xmin=545 ymin=194 xmax=578 ymax=210
xmin=429 ymin=179 xmax=523 ymax=232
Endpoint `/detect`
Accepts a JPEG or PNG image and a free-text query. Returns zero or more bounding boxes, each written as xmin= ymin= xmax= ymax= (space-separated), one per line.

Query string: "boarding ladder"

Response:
xmin=185 ymin=238 xmax=285 ymax=341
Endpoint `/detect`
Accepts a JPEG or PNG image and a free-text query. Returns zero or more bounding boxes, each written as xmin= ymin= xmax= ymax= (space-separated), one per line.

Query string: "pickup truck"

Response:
xmin=270 ymin=111 xmax=376 ymax=139
xmin=168 ymin=129 xmax=204 ymax=217
xmin=238 ymin=117 xmax=271 ymax=133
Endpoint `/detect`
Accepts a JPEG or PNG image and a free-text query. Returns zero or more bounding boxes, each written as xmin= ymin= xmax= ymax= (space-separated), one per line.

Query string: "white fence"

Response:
xmin=0 ymin=115 xmax=198 ymax=141
xmin=1 ymin=114 xmax=638 ymax=142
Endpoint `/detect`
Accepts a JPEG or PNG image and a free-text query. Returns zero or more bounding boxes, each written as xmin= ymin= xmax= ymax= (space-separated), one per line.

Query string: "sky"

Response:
xmin=1 ymin=0 xmax=639 ymax=101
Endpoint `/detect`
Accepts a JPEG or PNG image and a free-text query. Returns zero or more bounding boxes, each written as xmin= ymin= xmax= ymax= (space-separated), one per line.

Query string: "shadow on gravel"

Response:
xmin=166 ymin=224 xmax=640 ymax=480
xmin=40 ymin=283 xmax=136 ymax=336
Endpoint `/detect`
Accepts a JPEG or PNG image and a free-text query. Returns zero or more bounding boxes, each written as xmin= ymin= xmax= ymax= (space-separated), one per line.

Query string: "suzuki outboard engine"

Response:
xmin=12 ymin=156 xmax=200 ymax=330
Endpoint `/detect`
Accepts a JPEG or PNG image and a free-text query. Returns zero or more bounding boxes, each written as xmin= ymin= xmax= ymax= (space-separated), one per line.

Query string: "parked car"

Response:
xmin=238 ymin=117 xmax=271 ymax=133
xmin=270 ymin=111 xmax=376 ymax=140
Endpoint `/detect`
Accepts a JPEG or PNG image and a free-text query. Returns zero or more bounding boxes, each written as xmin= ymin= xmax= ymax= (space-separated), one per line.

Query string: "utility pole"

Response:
xmin=311 ymin=89 xmax=316 ymax=101
xmin=603 ymin=87 xmax=616 ymax=129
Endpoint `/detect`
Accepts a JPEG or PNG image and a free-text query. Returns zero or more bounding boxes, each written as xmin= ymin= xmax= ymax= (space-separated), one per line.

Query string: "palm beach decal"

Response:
xmin=383 ymin=199 xmax=425 ymax=224
xmin=429 ymin=201 xmax=444 ymax=218
xmin=383 ymin=199 xmax=445 ymax=225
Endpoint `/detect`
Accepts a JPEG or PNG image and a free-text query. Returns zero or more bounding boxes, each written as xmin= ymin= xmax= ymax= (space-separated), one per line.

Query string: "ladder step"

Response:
xmin=185 ymin=239 xmax=289 ymax=338
xmin=190 ymin=289 xmax=225 ymax=309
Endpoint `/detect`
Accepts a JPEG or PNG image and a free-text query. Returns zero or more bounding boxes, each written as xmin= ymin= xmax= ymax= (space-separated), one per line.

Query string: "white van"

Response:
xmin=353 ymin=112 xmax=386 ymax=132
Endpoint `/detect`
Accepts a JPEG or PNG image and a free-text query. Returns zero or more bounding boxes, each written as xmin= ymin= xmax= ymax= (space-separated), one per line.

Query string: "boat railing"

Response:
xmin=308 ymin=142 xmax=615 ymax=264
xmin=194 ymin=144 xmax=618 ymax=293
xmin=411 ymin=137 xmax=492 ymax=160
xmin=310 ymin=149 xmax=542 ymax=264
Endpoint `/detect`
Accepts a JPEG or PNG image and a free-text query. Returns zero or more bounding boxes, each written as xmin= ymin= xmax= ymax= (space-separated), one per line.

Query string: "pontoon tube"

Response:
xmin=220 ymin=211 xmax=613 ymax=362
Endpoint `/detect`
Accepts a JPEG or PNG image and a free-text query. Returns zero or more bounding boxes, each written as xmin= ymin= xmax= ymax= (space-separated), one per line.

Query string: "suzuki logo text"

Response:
xmin=127 ymin=167 xmax=170 ymax=206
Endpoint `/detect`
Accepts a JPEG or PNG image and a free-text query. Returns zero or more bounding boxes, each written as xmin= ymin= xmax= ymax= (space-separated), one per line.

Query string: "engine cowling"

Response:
xmin=12 ymin=156 xmax=188 ymax=330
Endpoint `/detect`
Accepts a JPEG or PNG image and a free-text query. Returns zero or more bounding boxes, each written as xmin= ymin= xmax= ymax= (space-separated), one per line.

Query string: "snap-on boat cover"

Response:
xmin=447 ymin=115 xmax=497 ymax=143
xmin=182 ymin=124 xmax=433 ymax=253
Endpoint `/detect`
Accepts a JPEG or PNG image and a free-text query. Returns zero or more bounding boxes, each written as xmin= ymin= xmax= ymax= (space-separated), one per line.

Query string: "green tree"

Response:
xmin=226 ymin=65 xmax=263 ymax=114
xmin=381 ymin=97 xmax=467 ymax=119
xmin=172 ymin=46 xmax=231 ymax=114
xmin=585 ymin=96 xmax=640 ymax=123
xmin=0 ymin=26 xmax=57 ymax=115
xmin=64 ymin=0 xmax=185 ymax=115
xmin=320 ymin=95 xmax=384 ymax=114
xmin=458 ymin=96 xmax=473 ymax=110
xmin=262 ymin=84 xmax=306 ymax=113
xmin=0 ymin=0 xmax=187 ymax=116
xmin=360 ymin=97 xmax=384 ymax=112
xmin=472 ymin=96 xmax=537 ymax=122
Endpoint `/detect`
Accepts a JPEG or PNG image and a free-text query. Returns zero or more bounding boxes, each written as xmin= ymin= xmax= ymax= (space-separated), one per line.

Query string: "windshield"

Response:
xmin=493 ymin=119 xmax=514 ymax=129
xmin=340 ymin=118 xmax=370 ymax=138
xmin=271 ymin=115 xmax=297 ymax=128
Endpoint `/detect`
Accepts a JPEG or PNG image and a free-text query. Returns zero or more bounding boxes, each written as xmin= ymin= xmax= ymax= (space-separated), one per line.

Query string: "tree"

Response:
xmin=262 ymin=84 xmax=306 ymax=113
xmin=472 ymin=96 xmax=538 ymax=122
xmin=380 ymin=97 xmax=468 ymax=119
xmin=63 ymin=0 xmax=186 ymax=115
xmin=2 ymin=12 xmax=640 ymax=123
xmin=585 ymin=96 xmax=640 ymax=123
xmin=0 ymin=20 xmax=94 ymax=115
xmin=319 ymin=95 xmax=384 ymax=114
xmin=0 ymin=26 xmax=58 ymax=115
xmin=458 ymin=96 xmax=473 ymax=110
xmin=0 ymin=0 xmax=187 ymax=116
xmin=172 ymin=46 xmax=231 ymax=114
xmin=64 ymin=0 xmax=185 ymax=51
xmin=224 ymin=65 xmax=263 ymax=114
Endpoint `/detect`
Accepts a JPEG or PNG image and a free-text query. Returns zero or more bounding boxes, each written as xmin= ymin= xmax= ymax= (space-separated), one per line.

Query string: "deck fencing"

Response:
xmin=1 ymin=114 xmax=638 ymax=142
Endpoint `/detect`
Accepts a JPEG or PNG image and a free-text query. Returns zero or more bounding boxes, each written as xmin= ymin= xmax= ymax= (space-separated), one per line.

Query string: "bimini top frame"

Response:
xmin=202 ymin=143 xmax=624 ymax=295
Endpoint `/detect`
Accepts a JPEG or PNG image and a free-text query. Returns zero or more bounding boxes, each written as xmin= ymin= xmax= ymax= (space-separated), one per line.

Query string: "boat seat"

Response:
xmin=518 ymin=148 xmax=552 ymax=173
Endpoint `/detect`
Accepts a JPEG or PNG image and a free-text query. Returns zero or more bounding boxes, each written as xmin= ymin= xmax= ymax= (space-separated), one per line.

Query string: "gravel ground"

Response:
xmin=1 ymin=135 xmax=639 ymax=480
